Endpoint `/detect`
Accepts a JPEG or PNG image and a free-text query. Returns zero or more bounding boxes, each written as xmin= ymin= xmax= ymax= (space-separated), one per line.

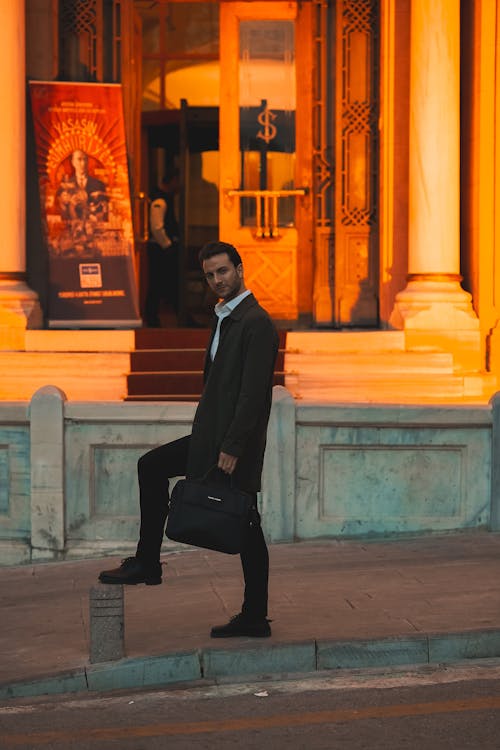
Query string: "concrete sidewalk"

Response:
xmin=1 ymin=532 xmax=500 ymax=700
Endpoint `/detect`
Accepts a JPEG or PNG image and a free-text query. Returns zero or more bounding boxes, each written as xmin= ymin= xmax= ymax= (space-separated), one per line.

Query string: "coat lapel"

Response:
xmin=203 ymin=315 xmax=219 ymax=381
xmin=203 ymin=293 xmax=258 ymax=381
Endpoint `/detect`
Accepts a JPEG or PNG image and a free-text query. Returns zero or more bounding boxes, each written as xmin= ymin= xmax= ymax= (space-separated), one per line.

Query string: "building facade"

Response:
xmin=2 ymin=0 xmax=500 ymax=561
xmin=1 ymin=0 xmax=499 ymax=376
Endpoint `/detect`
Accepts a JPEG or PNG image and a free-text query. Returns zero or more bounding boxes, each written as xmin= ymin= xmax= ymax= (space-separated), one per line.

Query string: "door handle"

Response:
xmin=133 ymin=192 xmax=150 ymax=242
xmin=224 ymin=188 xmax=309 ymax=237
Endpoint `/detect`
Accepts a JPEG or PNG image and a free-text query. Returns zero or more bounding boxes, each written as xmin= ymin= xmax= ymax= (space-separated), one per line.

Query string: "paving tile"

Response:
xmin=1 ymin=533 xmax=500 ymax=696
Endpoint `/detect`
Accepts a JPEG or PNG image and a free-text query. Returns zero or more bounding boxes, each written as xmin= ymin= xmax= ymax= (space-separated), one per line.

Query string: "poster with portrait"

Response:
xmin=29 ymin=81 xmax=141 ymax=327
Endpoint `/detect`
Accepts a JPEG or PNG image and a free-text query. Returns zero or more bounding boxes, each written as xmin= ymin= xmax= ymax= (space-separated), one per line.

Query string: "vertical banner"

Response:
xmin=29 ymin=82 xmax=141 ymax=327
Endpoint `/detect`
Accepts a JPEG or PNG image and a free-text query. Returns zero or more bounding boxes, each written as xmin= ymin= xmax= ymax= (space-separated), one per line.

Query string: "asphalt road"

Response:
xmin=2 ymin=661 xmax=500 ymax=749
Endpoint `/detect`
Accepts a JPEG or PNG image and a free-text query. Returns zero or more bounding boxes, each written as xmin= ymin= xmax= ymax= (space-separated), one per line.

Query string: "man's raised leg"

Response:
xmin=99 ymin=435 xmax=190 ymax=585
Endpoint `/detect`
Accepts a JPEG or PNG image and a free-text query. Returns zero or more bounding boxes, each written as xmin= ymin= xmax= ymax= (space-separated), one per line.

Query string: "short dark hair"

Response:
xmin=198 ymin=241 xmax=242 ymax=268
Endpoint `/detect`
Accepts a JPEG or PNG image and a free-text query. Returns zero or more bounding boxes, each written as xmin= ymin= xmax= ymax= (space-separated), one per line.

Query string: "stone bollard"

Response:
xmin=89 ymin=584 xmax=125 ymax=663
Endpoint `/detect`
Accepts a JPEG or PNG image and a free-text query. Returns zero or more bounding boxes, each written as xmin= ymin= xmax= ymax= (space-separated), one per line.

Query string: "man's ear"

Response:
xmin=237 ymin=263 xmax=243 ymax=278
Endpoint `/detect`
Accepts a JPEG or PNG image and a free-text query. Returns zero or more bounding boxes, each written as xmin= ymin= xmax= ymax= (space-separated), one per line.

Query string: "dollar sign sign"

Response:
xmin=257 ymin=107 xmax=277 ymax=144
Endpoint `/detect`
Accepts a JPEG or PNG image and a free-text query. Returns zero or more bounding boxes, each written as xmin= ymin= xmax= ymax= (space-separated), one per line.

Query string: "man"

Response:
xmin=57 ymin=149 xmax=108 ymax=222
xmin=144 ymin=170 xmax=180 ymax=327
xmin=99 ymin=241 xmax=279 ymax=638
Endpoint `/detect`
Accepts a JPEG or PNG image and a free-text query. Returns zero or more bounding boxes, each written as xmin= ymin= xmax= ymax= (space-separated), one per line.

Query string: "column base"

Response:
xmin=0 ymin=280 xmax=43 ymax=350
xmin=389 ymin=277 xmax=481 ymax=370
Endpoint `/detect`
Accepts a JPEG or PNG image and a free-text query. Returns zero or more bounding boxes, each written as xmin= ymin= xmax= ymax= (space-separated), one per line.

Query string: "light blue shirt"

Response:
xmin=210 ymin=289 xmax=252 ymax=361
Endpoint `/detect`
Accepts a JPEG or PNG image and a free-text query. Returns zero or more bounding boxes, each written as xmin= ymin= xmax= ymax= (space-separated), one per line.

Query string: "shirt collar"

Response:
xmin=214 ymin=289 xmax=251 ymax=317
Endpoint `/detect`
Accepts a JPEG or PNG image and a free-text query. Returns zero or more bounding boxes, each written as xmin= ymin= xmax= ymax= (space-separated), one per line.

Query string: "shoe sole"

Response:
xmin=98 ymin=577 xmax=162 ymax=586
xmin=210 ymin=630 xmax=271 ymax=638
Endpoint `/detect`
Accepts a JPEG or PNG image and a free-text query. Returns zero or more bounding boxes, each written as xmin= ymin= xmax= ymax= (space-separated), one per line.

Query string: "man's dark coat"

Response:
xmin=186 ymin=293 xmax=279 ymax=493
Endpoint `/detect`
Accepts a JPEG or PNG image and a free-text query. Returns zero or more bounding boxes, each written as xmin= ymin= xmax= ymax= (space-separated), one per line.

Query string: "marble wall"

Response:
xmin=292 ymin=403 xmax=491 ymax=539
xmin=0 ymin=386 xmax=496 ymax=565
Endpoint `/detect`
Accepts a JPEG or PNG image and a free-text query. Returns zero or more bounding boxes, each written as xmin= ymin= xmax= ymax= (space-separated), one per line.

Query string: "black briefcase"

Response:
xmin=165 ymin=473 xmax=258 ymax=555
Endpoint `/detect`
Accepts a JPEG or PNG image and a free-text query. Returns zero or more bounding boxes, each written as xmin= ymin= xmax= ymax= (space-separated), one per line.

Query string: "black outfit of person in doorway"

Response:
xmin=144 ymin=171 xmax=180 ymax=327
xmin=100 ymin=241 xmax=279 ymax=639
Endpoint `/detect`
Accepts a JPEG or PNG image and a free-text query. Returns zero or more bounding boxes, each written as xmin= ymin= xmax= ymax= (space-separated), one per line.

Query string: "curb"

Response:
xmin=2 ymin=629 xmax=500 ymax=701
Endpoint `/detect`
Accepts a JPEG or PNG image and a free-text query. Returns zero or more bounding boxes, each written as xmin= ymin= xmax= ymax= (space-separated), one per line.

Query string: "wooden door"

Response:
xmin=219 ymin=1 xmax=313 ymax=322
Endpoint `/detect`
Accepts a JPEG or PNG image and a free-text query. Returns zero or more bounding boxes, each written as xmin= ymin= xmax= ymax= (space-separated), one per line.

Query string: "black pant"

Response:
xmin=135 ymin=435 xmax=269 ymax=620
xmin=144 ymin=241 xmax=179 ymax=325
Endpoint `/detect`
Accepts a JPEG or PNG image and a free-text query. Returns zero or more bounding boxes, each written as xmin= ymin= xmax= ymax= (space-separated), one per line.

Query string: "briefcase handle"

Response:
xmin=198 ymin=464 xmax=237 ymax=486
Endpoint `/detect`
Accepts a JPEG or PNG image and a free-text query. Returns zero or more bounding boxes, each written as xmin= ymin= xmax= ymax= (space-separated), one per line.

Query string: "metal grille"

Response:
xmin=340 ymin=0 xmax=379 ymax=226
xmin=312 ymin=0 xmax=334 ymax=230
xmin=58 ymin=0 xmax=122 ymax=82
xmin=344 ymin=0 xmax=375 ymax=32
xmin=60 ymin=0 xmax=97 ymax=34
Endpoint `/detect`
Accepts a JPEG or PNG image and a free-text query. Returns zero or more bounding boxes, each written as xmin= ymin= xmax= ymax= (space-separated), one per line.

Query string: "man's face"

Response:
xmin=202 ymin=253 xmax=244 ymax=302
xmin=71 ymin=151 xmax=88 ymax=176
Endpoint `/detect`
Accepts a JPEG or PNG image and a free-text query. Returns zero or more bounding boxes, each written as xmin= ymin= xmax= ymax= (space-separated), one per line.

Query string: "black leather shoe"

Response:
xmin=98 ymin=557 xmax=162 ymax=585
xmin=210 ymin=613 xmax=271 ymax=638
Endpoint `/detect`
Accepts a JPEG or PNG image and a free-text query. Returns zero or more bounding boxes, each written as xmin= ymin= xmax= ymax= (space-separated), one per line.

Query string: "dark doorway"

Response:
xmin=141 ymin=104 xmax=219 ymax=327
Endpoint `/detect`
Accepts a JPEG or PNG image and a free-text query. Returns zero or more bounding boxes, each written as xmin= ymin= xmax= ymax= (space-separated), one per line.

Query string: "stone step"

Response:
xmin=127 ymin=370 xmax=286 ymax=398
xmin=130 ymin=349 xmax=206 ymax=371
xmin=0 ymin=352 xmax=129 ymax=400
xmin=0 ymin=330 xmax=496 ymax=404
xmin=130 ymin=347 xmax=286 ymax=373
xmin=127 ymin=371 xmax=204 ymax=397
xmin=125 ymin=394 xmax=200 ymax=402
xmin=126 ymin=328 xmax=287 ymax=400
xmin=286 ymin=330 xmax=406 ymax=354
xmin=24 ymin=329 xmax=136 ymax=352
xmin=286 ymin=350 xmax=455 ymax=375
xmin=286 ymin=370 xmax=497 ymax=402
xmin=134 ymin=328 xmax=211 ymax=350
xmin=283 ymin=338 xmax=498 ymax=402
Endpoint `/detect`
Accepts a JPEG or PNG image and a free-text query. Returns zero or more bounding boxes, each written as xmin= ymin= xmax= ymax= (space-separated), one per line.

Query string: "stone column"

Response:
xmin=30 ymin=385 xmax=66 ymax=560
xmin=0 ymin=0 xmax=42 ymax=349
xmin=389 ymin=0 xmax=479 ymax=369
xmin=89 ymin=585 xmax=125 ymax=663
xmin=490 ymin=391 xmax=500 ymax=531
xmin=261 ymin=386 xmax=296 ymax=542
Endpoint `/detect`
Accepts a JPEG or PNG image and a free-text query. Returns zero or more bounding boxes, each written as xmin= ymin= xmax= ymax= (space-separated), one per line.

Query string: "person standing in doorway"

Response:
xmin=99 ymin=240 xmax=279 ymax=638
xmin=144 ymin=168 xmax=180 ymax=327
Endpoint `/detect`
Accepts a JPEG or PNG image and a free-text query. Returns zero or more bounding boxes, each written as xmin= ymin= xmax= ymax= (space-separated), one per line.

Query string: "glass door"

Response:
xmin=136 ymin=0 xmax=221 ymax=326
